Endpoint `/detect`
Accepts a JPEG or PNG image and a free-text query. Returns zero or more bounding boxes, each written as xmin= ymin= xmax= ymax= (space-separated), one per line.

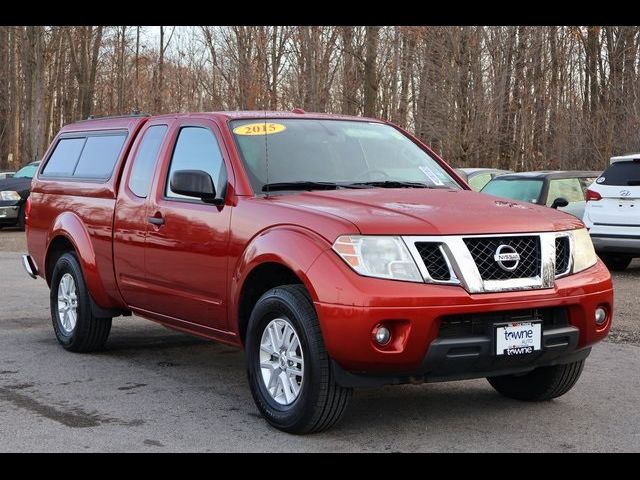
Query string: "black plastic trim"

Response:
xmin=331 ymin=326 xmax=587 ymax=388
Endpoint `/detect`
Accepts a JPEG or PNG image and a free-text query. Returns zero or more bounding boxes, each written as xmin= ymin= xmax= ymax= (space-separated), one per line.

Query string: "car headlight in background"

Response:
xmin=0 ymin=191 xmax=21 ymax=201
xmin=333 ymin=235 xmax=423 ymax=282
xmin=572 ymin=228 xmax=598 ymax=273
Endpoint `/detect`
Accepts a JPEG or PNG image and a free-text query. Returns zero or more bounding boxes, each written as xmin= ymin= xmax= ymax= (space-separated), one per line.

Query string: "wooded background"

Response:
xmin=1 ymin=26 xmax=639 ymax=172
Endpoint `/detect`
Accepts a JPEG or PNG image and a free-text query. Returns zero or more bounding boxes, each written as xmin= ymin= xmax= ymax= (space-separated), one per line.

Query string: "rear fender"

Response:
xmin=45 ymin=211 xmax=111 ymax=308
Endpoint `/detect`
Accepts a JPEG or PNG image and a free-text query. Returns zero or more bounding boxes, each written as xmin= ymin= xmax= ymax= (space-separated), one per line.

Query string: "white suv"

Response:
xmin=583 ymin=154 xmax=640 ymax=270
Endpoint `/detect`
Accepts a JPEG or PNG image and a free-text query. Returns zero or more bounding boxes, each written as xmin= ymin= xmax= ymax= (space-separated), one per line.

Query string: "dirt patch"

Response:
xmin=0 ymin=384 xmax=145 ymax=428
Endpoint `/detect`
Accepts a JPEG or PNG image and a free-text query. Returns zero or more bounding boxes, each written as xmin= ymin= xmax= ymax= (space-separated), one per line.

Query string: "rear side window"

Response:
xmin=41 ymin=131 xmax=127 ymax=180
xmin=598 ymin=161 xmax=640 ymax=186
xmin=74 ymin=135 xmax=127 ymax=179
xmin=128 ymin=125 xmax=168 ymax=197
xmin=165 ymin=127 xmax=226 ymax=200
xmin=41 ymin=138 xmax=85 ymax=176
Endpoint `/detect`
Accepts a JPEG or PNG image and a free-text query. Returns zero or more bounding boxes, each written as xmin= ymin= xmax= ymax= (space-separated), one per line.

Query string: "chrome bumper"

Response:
xmin=22 ymin=254 xmax=38 ymax=279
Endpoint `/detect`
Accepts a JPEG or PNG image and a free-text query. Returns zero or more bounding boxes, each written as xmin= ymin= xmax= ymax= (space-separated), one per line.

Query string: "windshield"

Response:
xmin=230 ymin=119 xmax=461 ymax=193
xmin=14 ymin=164 xmax=38 ymax=178
xmin=481 ymin=178 xmax=544 ymax=203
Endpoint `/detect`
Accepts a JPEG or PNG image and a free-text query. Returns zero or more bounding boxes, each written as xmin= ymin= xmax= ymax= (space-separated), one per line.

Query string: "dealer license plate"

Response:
xmin=495 ymin=321 xmax=542 ymax=356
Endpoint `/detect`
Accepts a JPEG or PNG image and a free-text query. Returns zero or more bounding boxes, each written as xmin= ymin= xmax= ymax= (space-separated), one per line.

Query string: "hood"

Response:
xmin=271 ymin=188 xmax=583 ymax=235
xmin=0 ymin=176 xmax=32 ymax=195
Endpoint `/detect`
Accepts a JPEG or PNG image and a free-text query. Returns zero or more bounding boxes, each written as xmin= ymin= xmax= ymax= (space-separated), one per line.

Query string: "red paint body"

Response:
xmin=26 ymin=112 xmax=613 ymax=373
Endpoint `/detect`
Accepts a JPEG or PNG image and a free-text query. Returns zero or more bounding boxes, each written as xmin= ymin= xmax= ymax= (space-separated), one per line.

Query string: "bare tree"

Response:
xmin=3 ymin=25 xmax=640 ymax=172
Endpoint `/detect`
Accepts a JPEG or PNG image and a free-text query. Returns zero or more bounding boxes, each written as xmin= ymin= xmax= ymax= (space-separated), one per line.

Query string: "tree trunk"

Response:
xmin=341 ymin=26 xmax=357 ymax=115
xmin=154 ymin=26 xmax=165 ymax=112
xmin=364 ymin=26 xmax=379 ymax=117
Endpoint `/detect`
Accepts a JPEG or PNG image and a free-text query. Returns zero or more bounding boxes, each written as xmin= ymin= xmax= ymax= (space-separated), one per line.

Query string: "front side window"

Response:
xmin=546 ymin=178 xmax=585 ymax=205
xmin=230 ymin=119 xmax=461 ymax=193
xmin=481 ymin=179 xmax=544 ymax=203
xmin=128 ymin=125 xmax=168 ymax=198
xmin=166 ymin=127 xmax=226 ymax=200
xmin=580 ymin=177 xmax=597 ymax=193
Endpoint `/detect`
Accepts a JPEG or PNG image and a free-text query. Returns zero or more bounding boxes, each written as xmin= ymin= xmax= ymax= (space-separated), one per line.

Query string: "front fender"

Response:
xmin=46 ymin=211 xmax=112 ymax=308
xmin=229 ymin=226 xmax=331 ymax=331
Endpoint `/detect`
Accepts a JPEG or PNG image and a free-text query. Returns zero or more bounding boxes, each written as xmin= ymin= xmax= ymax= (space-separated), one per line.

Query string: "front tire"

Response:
xmin=50 ymin=252 xmax=112 ymax=352
xmin=600 ymin=253 xmax=632 ymax=271
xmin=487 ymin=360 xmax=585 ymax=401
xmin=246 ymin=284 xmax=352 ymax=434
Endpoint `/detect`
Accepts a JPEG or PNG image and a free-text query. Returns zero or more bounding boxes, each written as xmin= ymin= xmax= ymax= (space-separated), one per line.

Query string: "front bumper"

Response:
xmin=0 ymin=204 xmax=19 ymax=223
xmin=307 ymin=250 xmax=613 ymax=379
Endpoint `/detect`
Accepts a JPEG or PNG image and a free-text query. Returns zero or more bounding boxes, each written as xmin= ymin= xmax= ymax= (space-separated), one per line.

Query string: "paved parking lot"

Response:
xmin=1 ymin=229 xmax=639 ymax=452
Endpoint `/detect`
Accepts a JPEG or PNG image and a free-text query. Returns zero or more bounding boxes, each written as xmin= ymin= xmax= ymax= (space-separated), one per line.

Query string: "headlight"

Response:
xmin=332 ymin=235 xmax=422 ymax=282
xmin=572 ymin=228 xmax=597 ymax=273
xmin=0 ymin=191 xmax=21 ymax=201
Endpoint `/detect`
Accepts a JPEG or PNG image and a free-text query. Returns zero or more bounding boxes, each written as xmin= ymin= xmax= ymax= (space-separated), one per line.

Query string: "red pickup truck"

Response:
xmin=23 ymin=111 xmax=613 ymax=433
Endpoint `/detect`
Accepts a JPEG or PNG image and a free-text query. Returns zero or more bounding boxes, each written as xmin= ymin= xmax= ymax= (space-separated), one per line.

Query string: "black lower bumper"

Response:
xmin=332 ymin=325 xmax=589 ymax=388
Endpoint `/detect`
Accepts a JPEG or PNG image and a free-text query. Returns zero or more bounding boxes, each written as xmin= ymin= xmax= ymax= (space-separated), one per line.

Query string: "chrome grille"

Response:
xmin=463 ymin=236 xmax=540 ymax=281
xmin=414 ymin=243 xmax=451 ymax=281
xmin=555 ymin=236 xmax=570 ymax=276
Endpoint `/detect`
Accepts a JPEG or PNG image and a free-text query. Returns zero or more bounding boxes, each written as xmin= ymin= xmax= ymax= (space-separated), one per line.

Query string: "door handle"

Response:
xmin=148 ymin=214 xmax=165 ymax=226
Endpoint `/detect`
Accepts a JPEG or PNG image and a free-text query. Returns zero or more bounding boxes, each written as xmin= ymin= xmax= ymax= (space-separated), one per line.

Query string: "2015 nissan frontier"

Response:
xmin=22 ymin=111 xmax=613 ymax=433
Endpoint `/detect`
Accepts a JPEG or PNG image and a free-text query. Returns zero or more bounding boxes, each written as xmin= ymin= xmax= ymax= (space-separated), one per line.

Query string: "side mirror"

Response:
xmin=550 ymin=197 xmax=569 ymax=209
xmin=170 ymin=169 xmax=222 ymax=205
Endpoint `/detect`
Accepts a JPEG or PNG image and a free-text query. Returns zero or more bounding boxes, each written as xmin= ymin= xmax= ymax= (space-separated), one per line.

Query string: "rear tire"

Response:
xmin=50 ymin=252 xmax=112 ymax=352
xmin=487 ymin=360 xmax=585 ymax=401
xmin=246 ymin=284 xmax=352 ymax=434
xmin=600 ymin=253 xmax=632 ymax=271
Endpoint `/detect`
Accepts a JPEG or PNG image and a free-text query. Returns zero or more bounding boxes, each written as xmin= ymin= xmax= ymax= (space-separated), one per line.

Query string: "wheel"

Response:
xmin=600 ymin=253 xmax=632 ymax=271
xmin=487 ymin=360 xmax=585 ymax=401
xmin=246 ymin=284 xmax=352 ymax=434
xmin=50 ymin=252 xmax=112 ymax=352
xmin=16 ymin=204 xmax=25 ymax=229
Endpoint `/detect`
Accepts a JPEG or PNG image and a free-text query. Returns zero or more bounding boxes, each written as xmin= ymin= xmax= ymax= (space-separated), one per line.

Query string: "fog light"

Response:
xmin=374 ymin=326 xmax=391 ymax=346
xmin=595 ymin=307 xmax=607 ymax=325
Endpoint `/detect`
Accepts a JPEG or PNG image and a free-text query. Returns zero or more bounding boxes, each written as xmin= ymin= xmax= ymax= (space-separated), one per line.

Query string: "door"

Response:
xmin=141 ymin=120 xmax=233 ymax=331
xmin=114 ymin=121 xmax=171 ymax=306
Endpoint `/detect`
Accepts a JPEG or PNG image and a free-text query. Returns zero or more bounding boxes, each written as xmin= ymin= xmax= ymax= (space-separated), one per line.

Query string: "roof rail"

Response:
xmin=83 ymin=111 xmax=150 ymax=121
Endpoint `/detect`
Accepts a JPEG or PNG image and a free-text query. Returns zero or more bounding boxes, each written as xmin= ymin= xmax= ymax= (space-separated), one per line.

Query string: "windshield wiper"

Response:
xmin=347 ymin=180 xmax=433 ymax=189
xmin=262 ymin=181 xmax=342 ymax=192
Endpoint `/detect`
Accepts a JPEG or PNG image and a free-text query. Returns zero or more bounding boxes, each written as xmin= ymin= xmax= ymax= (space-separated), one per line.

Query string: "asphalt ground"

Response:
xmin=1 ymin=229 xmax=638 ymax=452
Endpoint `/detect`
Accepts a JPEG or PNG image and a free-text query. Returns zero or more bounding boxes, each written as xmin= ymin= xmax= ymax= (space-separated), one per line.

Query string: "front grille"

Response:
xmin=415 ymin=242 xmax=451 ymax=281
xmin=438 ymin=307 xmax=568 ymax=339
xmin=464 ymin=236 xmax=540 ymax=280
xmin=555 ymin=236 xmax=570 ymax=275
